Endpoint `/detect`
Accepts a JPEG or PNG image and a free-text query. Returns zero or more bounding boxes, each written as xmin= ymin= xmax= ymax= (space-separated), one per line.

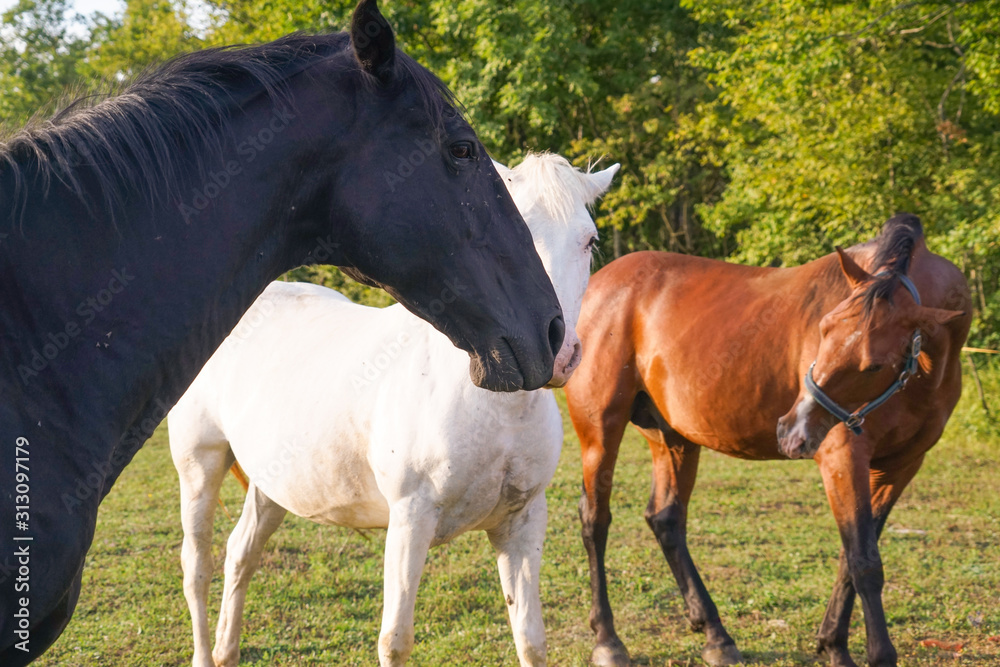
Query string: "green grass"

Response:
xmin=38 ymin=365 xmax=1000 ymax=666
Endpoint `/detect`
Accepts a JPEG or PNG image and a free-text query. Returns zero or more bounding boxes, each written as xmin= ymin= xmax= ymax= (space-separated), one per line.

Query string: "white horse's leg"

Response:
xmin=212 ymin=483 xmax=287 ymax=667
xmin=172 ymin=436 xmax=235 ymax=667
xmin=379 ymin=499 xmax=438 ymax=666
xmin=487 ymin=493 xmax=549 ymax=666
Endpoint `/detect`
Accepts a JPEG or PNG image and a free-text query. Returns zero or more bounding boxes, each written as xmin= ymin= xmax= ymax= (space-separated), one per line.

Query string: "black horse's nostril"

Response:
xmin=547 ymin=314 xmax=565 ymax=358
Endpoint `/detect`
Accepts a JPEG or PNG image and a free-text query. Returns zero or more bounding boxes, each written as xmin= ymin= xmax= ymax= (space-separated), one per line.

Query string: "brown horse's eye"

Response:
xmin=864 ymin=364 xmax=883 ymax=373
xmin=450 ymin=142 xmax=473 ymax=160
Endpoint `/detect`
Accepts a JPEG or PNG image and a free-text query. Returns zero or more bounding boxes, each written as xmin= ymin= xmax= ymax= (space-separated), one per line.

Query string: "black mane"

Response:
xmin=0 ymin=32 xmax=456 ymax=227
xmin=859 ymin=212 xmax=924 ymax=316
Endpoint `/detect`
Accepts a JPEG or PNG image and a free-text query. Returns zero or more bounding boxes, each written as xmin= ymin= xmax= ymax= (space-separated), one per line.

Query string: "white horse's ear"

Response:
xmin=492 ymin=159 xmax=511 ymax=178
xmin=583 ymin=163 xmax=620 ymax=203
xmin=492 ymin=159 xmax=513 ymax=193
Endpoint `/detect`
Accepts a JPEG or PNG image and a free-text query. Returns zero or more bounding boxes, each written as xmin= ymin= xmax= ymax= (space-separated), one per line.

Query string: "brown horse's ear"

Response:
xmin=910 ymin=306 xmax=965 ymax=376
xmin=836 ymin=247 xmax=872 ymax=288
xmin=913 ymin=306 xmax=965 ymax=331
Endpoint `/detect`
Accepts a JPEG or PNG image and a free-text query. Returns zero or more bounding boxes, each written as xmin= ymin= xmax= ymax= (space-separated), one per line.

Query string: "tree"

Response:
xmin=0 ymin=0 xmax=87 ymax=126
xmin=83 ymin=0 xmax=204 ymax=81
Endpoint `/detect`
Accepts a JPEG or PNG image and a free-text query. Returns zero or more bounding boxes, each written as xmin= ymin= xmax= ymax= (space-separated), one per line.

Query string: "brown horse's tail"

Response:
xmin=216 ymin=462 xmax=251 ymax=521
xmin=229 ymin=461 xmax=251 ymax=491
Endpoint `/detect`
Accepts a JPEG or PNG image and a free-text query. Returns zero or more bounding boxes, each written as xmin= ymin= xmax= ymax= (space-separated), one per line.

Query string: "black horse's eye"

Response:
xmin=450 ymin=142 xmax=474 ymax=160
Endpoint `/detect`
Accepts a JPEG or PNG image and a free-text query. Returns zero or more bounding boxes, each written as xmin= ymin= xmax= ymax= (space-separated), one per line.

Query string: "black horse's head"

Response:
xmin=313 ymin=0 xmax=563 ymax=392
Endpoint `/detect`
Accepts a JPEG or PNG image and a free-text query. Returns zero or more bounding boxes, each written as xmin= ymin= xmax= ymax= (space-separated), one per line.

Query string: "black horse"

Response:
xmin=0 ymin=1 xmax=564 ymax=661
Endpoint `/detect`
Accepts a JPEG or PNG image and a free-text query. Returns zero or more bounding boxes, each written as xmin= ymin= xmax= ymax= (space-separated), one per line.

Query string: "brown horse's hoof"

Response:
xmin=702 ymin=642 xmax=742 ymax=666
xmin=827 ymin=656 xmax=860 ymax=667
xmin=817 ymin=641 xmax=859 ymax=667
xmin=591 ymin=640 xmax=631 ymax=667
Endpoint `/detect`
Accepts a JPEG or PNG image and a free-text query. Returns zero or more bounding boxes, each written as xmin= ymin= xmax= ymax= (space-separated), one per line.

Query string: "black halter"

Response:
xmin=804 ymin=274 xmax=922 ymax=436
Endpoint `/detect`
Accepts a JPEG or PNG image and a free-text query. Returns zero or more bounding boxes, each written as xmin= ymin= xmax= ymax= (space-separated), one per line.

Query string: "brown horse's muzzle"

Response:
xmin=776 ymin=395 xmax=830 ymax=459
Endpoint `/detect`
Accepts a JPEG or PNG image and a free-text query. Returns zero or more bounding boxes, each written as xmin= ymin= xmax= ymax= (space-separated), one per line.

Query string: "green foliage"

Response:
xmin=0 ymin=0 xmax=87 ymax=126
xmin=83 ymin=0 xmax=204 ymax=81
xmin=949 ymin=356 xmax=1000 ymax=442
xmin=282 ymin=265 xmax=395 ymax=308
xmin=201 ymin=0 xmax=348 ymax=43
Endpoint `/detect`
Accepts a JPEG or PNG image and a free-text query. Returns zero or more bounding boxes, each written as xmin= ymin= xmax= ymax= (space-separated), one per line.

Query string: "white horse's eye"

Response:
xmin=585 ymin=236 xmax=598 ymax=251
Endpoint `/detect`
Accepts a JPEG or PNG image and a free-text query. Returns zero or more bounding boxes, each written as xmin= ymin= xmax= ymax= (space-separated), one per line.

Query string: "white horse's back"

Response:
xmin=172 ymin=281 xmax=431 ymax=527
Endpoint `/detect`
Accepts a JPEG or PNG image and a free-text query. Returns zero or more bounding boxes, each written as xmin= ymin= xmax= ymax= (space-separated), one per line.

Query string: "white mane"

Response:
xmin=503 ymin=152 xmax=607 ymax=227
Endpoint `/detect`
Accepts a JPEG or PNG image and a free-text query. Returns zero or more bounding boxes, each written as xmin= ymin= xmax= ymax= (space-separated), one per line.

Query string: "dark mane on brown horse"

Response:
xmin=858 ymin=212 xmax=925 ymax=317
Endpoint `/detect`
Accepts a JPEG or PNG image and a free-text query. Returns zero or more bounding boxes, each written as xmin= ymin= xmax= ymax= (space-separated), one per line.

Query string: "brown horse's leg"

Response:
xmin=569 ymin=383 xmax=635 ymax=666
xmin=643 ymin=430 xmax=741 ymax=667
xmin=816 ymin=435 xmax=899 ymax=667
xmin=816 ymin=451 xmax=926 ymax=667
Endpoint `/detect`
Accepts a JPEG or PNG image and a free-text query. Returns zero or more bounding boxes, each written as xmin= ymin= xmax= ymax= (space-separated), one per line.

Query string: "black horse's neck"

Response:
xmin=0 ymin=56 xmax=358 ymax=495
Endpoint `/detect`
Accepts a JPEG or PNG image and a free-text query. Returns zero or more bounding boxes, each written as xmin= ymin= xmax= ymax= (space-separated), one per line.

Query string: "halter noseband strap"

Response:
xmin=804 ymin=273 xmax=922 ymax=436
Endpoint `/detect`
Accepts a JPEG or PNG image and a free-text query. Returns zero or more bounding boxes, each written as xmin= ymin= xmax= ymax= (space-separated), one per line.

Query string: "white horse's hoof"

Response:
xmin=591 ymin=641 xmax=631 ymax=667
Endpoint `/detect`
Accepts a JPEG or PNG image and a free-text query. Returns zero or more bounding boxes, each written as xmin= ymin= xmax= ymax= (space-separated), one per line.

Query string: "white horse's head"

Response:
xmin=494 ymin=153 xmax=619 ymax=388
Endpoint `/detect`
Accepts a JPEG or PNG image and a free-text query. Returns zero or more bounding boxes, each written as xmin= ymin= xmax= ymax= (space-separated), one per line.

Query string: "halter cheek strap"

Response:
xmin=894 ymin=274 xmax=921 ymax=307
xmin=804 ymin=273 xmax=922 ymax=436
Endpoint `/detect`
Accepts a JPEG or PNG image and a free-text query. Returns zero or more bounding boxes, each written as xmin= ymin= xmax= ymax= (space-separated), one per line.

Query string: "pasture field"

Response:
xmin=39 ymin=365 xmax=999 ymax=666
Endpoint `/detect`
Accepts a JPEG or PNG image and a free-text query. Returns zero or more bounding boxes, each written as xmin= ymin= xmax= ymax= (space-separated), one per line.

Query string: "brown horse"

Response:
xmin=565 ymin=214 xmax=970 ymax=667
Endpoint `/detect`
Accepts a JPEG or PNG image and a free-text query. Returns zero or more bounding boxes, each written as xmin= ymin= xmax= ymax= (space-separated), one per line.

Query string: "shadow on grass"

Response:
xmin=740 ymin=650 xmax=825 ymax=665
xmin=237 ymin=644 xmax=329 ymax=664
xmin=626 ymin=648 xmax=824 ymax=666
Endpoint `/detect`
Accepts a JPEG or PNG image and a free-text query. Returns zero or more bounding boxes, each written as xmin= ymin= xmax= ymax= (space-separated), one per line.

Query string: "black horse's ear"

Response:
xmin=351 ymin=0 xmax=396 ymax=85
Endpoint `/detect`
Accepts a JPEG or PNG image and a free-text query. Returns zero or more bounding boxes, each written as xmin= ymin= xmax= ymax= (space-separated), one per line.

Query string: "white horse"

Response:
xmin=168 ymin=152 xmax=619 ymax=667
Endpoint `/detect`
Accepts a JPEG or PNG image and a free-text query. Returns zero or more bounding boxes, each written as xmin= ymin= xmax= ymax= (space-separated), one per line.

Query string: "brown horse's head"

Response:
xmin=777 ymin=244 xmax=963 ymax=459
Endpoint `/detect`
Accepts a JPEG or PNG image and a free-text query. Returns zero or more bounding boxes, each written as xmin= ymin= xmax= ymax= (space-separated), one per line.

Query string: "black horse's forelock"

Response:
xmin=0 ymin=31 xmax=458 ymax=228
xmin=857 ymin=213 xmax=924 ymax=318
